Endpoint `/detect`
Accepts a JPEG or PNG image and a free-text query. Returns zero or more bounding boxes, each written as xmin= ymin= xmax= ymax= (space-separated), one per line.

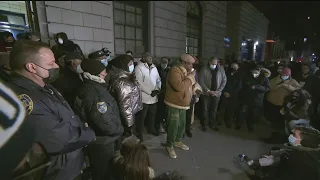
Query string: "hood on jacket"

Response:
xmin=284 ymin=124 xmax=320 ymax=151
xmin=261 ymin=68 xmax=271 ymax=78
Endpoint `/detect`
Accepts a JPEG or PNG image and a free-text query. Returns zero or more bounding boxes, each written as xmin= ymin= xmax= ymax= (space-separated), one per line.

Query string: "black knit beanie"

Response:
xmin=109 ymin=54 xmax=134 ymax=72
xmin=81 ymin=59 xmax=105 ymax=76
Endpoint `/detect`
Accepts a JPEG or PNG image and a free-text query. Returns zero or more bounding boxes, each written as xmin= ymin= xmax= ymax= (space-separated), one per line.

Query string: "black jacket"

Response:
xmin=74 ymin=79 xmax=124 ymax=145
xmin=156 ymin=65 xmax=170 ymax=93
xmin=242 ymin=73 xmax=270 ymax=107
xmin=8 ymin=74 xmax=96 ymax=180
xmin=51 ymin=41 xmax=84 ymax=61
xmin=223 ymin=70 xmax=242 ymax=100
xmin=51 ymin=66 xmax=83 ymax=109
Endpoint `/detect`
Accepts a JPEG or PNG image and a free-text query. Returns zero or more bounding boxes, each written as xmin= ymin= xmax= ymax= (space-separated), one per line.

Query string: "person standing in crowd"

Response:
xmin=294 ymin=63 xmax=319 ymax=115
xmin=156 ymin=57 xmax=171 ymax=133
xmin=8 ymin=40 xmax=96 ymax=179
xmin=0 ymin=51 xmax=11 ymax=82
xmin=51 ymin=32 xmax=84 ymax=67
xmin=265 ymin=67 xmax=300 ymax=129
xmin=26 ymin=31 xmax=41 ymax=42
xmin=221 ymin=63 xmax=242 ymax=128
xmin=185 ymin=55 xmax=202 ymax=138
xmin=236 ymin=65 xmax=270 ymax=132
xmin=74 ymin=59 xmax=124 ymax=180
xmin=199 ymin=57 xmax=227 ymax=131
xmin=0 ymin=31 xmax=15 ymax=52
xmin=164 ymin=54 xmax=196 ymax=159
xmin=108 ymin=54 xmax=143 ymax=139
xmin=52 ymin=52 xmax=84 ymax=109
xmin=88 ymin=48 xmax=111 ymax=67
xmin=126 ymin=50 xmax=133 ymax=57
xmin=135 ymin=52 xmax=161 ymax=141
xmin=0 ymin=81 xmax=52 ymax=180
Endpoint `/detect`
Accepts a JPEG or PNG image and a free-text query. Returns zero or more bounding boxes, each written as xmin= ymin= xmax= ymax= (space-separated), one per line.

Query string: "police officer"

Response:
xmin=8 ymin=40 xmax=96 ymax=180
xmin=74 ymin=59 xmax=124 ymax=180
xmin=88 ymin=48 xmax=111 ymax=67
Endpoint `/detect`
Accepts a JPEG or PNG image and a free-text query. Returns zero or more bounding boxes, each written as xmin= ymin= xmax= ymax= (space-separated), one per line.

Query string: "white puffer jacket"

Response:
xmin=135 ymin=62 xmax=161 ymax=104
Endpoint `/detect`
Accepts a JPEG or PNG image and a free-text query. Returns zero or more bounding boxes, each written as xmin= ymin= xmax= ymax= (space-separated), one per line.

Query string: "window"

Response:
xmin=186 ymin=1 xmax=202 ymax=57
xmin=114 ymin=2 xmax=146 ymax=56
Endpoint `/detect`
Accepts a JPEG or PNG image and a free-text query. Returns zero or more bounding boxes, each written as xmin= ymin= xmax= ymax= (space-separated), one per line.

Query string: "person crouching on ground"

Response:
xmin=164 ymin=54 xmax=196 ymax=159
xmin=112 ymin=143 xmax=155 ymax=180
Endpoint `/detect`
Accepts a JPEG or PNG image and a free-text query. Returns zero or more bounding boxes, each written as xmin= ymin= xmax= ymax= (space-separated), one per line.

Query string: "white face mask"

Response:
xmin=161 ymin=63 xmax=168 ymax=69
xmin=252 ymin=73 xmax=259 ymax=78
xmin=288 ymin=134 xmax=300 ymax=146
xmin=58 ymin=38 xmax=63 ymax=44
xmin=100 ymin=59 xmax=108 ymax=67
xmin=76 ymin=65 xmax=84 ymax=73
xmin=129 ymin=64 xmax=134 ymax=73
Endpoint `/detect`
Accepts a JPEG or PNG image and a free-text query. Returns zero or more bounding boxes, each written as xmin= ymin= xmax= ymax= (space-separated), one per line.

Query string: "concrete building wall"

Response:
xmin=202 ymin=1 xmax=227 ymax=60
xmin=18 ymin=1 xmax=228 ymax=61
xmin=43 ymin=1 xmax=114 ymax=56
xmin=153 ymin=1 xmax=187 ymax=58
xmin=226 ymin=1 xmax=269 ymax=61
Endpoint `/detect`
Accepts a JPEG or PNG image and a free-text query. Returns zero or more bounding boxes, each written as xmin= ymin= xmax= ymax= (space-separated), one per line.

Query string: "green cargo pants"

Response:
xmin=166 ymin=106 xmax=186 ymax=147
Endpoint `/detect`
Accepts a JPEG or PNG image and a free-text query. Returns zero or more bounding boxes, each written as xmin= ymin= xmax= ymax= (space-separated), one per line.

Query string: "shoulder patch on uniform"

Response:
xmin=17 ymin=94 xmax=33 ymax=115
xmin=97 ymin=102 xmax=107 ymax=113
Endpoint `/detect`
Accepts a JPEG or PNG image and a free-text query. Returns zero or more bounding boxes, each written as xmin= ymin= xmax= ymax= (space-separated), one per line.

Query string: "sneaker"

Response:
xmin=209 ymin=125 xmax=219 ymax=131
xmin=174 ymin=142 xmax=189 ymax=151
xmin=202 ymin=125 xmax=207 ymax=132
xmin=166 ymin=146 xmax=177 ymax=159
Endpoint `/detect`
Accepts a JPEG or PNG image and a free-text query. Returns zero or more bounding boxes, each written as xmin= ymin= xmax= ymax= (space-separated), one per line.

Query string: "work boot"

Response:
xmin=202 ymin=125 xmax=207 ymax=132
xmin=185 ymin=130 xmax=192 ymax=138
xmin=174 ymin=142 xmax=189 ymax=151
xmin=166 ymin=146 xmax=177 ymax=159
xmin=209 ymin=125 xmax=219 ymax=131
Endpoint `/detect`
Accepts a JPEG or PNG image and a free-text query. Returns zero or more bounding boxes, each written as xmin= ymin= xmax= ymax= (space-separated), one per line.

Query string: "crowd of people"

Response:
xmin=1 ymin=30 xmax=320 ymax=180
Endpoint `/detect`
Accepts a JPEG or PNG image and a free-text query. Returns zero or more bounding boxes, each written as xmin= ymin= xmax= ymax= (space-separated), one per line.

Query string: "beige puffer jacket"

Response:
xmin=267 ymin=75 xmax=301 ymax=106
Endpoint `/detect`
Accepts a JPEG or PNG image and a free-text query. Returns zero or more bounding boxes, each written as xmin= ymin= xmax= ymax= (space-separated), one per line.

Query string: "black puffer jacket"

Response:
xmin=241 ymin=68 xmax=271 ymax=107
xmin=74 ymin=78 xmax=124 ymax=145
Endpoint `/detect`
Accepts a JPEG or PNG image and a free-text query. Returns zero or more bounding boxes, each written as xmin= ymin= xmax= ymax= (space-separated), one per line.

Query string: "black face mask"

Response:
xmin=33 ymin=64 xmax=60 ymax=84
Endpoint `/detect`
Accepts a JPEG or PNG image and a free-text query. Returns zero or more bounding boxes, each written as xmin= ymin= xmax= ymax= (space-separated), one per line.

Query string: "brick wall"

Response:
xmin=43 ymin=1 xmax=114 ymax=56
xmin=202 ymin=1 xmax=227 ymax=60
xmin=153 ymin=1 xmax=187 ymax=58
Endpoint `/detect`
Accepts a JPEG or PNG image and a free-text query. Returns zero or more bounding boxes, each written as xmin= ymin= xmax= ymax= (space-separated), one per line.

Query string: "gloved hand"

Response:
xmin=151 ymin=90 xmax=160 ymax=97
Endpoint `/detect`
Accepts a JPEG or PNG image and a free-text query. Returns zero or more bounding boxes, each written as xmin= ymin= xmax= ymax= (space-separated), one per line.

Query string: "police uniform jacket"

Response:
xmin=74 ymin=78 xmax=124 ymax=145
xmin=8 ymin=73 xmax=96 ymax=180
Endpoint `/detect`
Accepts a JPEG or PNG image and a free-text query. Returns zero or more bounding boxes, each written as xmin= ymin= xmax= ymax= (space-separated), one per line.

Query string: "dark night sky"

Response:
xmin=251 ymin=1 xmax=320 ymax=54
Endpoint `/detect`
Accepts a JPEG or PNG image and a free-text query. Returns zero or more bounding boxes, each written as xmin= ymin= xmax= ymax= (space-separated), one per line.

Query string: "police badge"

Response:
xmin=97 ymin=102 xmax=107 ymax=113
xmin=17 ymin=94 xmax=34 ymax=115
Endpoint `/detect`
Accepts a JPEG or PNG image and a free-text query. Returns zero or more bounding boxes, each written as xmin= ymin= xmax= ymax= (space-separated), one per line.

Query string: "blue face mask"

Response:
xmin=210 ymin=64 xmax=217 ymax=70
xmin=288 ymin=134 xmax=300 ymax=146
xmin=100 ymin=59 xmax=108 ymax=67
xmin=281 ymin=75 xmax=289 ymax=80
xmin=129 ymin=64 xmax=134 ymax=73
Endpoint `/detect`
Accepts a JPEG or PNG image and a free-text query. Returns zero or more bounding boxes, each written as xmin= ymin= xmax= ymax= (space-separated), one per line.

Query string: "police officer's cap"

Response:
xmin=88 ymin=50 xmax=105 ymax=59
